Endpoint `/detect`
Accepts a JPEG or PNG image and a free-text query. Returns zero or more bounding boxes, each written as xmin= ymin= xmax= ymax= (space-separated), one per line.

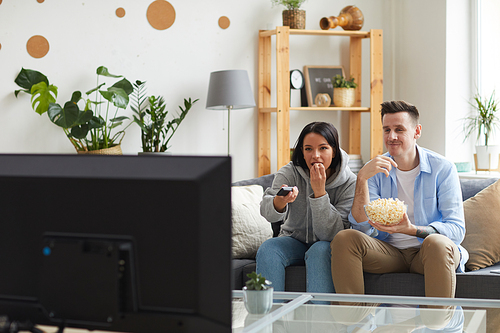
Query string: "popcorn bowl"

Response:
xmin=364 ymin=198 xmax=407 ymax=225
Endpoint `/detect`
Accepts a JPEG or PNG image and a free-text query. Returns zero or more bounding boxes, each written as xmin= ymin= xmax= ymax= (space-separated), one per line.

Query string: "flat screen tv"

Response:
xmin=0 ymin=154 xmax=232 ymax=332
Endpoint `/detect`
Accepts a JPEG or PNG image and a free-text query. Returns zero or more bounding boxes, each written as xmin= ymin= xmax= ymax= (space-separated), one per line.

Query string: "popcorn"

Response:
xmin=364 ymin=198 xmax=406 ymax=225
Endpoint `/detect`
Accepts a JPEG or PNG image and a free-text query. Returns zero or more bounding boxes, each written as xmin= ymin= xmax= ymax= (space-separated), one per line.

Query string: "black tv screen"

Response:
xmin=0 ymin=154 xmax=232 ymax=332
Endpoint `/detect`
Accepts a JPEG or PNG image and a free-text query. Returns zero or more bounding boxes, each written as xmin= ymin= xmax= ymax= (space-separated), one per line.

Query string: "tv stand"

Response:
xmin=0 ymin=316 xmax=44 ymax=333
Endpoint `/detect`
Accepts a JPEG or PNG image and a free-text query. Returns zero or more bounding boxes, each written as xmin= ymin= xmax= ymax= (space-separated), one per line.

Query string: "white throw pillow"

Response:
xmin=232 ymin=185 xmax=273 ymax=259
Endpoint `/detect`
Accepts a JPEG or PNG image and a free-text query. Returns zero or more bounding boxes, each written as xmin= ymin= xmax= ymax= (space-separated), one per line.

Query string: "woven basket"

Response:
xmin=77 ymin=144 xmax=123 ymax=155
xmin=333 ymin=88 xmax=356 ymax=107
xmin=282 ymin=9 xmax=306 ymax=29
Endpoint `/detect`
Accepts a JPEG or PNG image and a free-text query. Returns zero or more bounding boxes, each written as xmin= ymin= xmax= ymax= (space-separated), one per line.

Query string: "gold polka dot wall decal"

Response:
xmin=37 ymin=0 xmax=45 ymax=3
xmin=27 ymin=35 xmax=49 ymax=59
xmin=116 ymin=7 xmax=126 ymax=18
xmin=218 ymin=16 xmax=230 ymax=29
xmin=147 ymin=0 xmax=176 ymax=30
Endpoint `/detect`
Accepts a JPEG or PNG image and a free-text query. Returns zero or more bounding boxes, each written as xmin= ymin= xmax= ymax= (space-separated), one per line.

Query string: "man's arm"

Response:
xmin=368 ymin=214 xmax=439 ymax=238
xmin=350 ymin=176 xmax=371 ymax=222
xmin=415 ymin=226 xmax=439 ymax=238
xmin=351 ymin=156 xmax=398 ymax=223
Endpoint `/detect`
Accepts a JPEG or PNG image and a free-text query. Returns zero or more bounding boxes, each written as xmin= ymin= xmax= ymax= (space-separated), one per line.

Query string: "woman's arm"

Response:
xmin=310 ymin=177 xmax=356 ymax=241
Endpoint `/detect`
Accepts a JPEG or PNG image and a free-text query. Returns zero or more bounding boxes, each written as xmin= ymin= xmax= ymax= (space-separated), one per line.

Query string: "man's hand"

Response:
xmin=358 ymin=155 xmax=398 ymax=181
xmin=273 ymin=185 xmax=299 ymax=213
xmin=368 ymin=213 xmax=417 ymax=235
xmin=351 ymin=155 xmax=398 ymax=223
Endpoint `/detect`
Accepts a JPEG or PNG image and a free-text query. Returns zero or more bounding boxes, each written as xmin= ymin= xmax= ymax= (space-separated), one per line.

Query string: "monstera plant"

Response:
xmin=14 ymin=66 xmax=133 ymax=152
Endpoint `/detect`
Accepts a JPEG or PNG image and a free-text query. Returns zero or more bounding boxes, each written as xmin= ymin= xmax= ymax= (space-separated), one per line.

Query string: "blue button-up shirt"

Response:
xmin=348 ymin=145 xmax=468 ymax=272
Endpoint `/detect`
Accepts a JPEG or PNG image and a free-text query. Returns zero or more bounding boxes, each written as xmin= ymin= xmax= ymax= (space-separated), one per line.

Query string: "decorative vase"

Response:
xmin=77 ymin=145 xmax=123 ymax=155
xmin=314 ymin=93 xmax=332 ymax=107
xmin=333 ymin=88 xmax=356 ymax=107
xmin=474 ymin=145 xmax=500 ymax=171
xmin=282 ymin=9 xmax=306 ymax=29
xmin=319 ymin=5 xmax=364 ymax=31
xmin=242 ymin=287 xmax=273 ymax=315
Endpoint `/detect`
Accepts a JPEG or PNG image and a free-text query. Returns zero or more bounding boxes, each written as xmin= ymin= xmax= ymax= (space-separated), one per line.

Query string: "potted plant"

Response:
xmin=271 ymin=0 xmax=307 ymax=29
xmin=242 ymin=272 xmax=273 ymax=315
xmin=131 ymin=81 xmax=198 ymax=153
xmin=14 ymin=66 xmax=133 ymax=154
xmin=332 ymin=74 xmax=358 ymax=107
xmin=463 ymin=91 xmax=500 ymax=171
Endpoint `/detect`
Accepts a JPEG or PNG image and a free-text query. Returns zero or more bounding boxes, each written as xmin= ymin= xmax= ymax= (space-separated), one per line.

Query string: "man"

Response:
xmin=331 ymin=100 xmax=468 ymax=298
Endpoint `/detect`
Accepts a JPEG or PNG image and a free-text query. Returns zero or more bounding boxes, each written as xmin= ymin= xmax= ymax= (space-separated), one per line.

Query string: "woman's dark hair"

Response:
xmin=291 ymin=121 xmax=341 ymax=171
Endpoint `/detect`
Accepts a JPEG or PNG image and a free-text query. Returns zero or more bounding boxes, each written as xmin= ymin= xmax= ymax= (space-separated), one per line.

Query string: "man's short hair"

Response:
xmin=380 ymin=100 xmax=419 ymax=125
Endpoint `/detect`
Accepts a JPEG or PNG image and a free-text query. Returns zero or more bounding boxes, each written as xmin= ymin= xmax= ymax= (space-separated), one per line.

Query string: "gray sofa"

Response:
xmin=232 ymin=174 xmax=500 ymax=299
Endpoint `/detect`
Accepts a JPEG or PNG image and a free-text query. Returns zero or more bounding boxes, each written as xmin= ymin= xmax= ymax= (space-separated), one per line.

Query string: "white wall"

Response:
xmin=0 ymin=0 xmax=397 ymax=181
xmin=477 ymin=0 xmax=500 ymax=146
xmin=445 ymin=0 xmax=475 ymax=162
xmin=393 ymin=0 xmax=447 ymax=153
xmin=0 ymin=0 xmax=476 ymax=181
xmin=392 ymin=0 xmax=476 ymax=165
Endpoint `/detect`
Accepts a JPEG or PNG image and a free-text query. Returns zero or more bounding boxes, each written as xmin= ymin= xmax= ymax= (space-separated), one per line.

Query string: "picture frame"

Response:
xmin=303 ymin=66 xmax=345 ymax=107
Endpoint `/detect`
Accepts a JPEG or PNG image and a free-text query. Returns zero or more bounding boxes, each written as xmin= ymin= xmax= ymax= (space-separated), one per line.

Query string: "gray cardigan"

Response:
xmin=260 ymin=149 xmax=356 ymax=244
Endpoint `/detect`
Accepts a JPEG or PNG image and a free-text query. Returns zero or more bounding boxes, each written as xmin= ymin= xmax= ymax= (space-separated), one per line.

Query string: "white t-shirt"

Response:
xmin=386 ymin=165 xmax=421 ymax=249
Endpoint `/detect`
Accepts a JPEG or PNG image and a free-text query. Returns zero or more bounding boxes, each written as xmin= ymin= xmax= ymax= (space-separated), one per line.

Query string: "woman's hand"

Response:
xmin=309 ymin=162 xmax=327 ymax=198
xmin=273 ymin=185 xmax=299 ymax=213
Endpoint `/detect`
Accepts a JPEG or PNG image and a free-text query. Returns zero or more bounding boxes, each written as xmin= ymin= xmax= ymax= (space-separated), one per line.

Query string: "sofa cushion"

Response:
xmin=233 ymin=174 xmax=283 ymax=238
xmin=462 ymin=178 xmax=500 ymax=271
xmin=231 ymin=185 xmax=273 ymax=259
xmin=232 ymin=259 xmax=256 ymax=290
xmin=460 ymin=177 xmax=498 ymax=201
xmin=232 ymin=174 xmax=275 ymax=189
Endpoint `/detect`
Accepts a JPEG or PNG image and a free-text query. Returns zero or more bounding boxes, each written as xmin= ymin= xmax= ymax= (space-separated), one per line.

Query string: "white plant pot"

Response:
xmin=242 ymin=287 xmax=273 ymax=315
xmin=475 ymin=145 xmax=500 ymax=170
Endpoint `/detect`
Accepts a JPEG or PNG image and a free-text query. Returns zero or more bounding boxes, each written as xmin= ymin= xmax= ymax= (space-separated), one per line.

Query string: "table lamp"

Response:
xmin=206 ymin=70 xmax=256 ymax=155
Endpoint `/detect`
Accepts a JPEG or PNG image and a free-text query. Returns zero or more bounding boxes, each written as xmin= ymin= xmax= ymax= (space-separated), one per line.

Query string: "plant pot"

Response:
xmin=474 ymin=145 xmax=500 ymax=171
xmin=282 ymin=9 xmax=306 ymax=29
xmin=454 ymin=162 xmax=472 ymax=173
xmin=333 ymin=88 xmax=356 ymax=107
xmin=138 ymin=151 xmax=172 ymax=155
xmin=242 ymin=287 xmax=273 ymax=315
xmin=77 ymin=145 xmax=123 ymax=155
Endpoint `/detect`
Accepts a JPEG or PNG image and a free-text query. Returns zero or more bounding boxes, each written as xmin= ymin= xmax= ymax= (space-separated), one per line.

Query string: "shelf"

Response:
xmin=259 ymin=29 xmax=371 ymax=38
xmin=257 ymin=27 xmax=383 ymax=176
xmin=259 ymin=107 xmax=371 ymax=113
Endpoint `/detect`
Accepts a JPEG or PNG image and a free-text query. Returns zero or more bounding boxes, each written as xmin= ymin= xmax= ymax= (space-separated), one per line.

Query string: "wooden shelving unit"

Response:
xmin=258 ymin=27 xmax=383 ymax=176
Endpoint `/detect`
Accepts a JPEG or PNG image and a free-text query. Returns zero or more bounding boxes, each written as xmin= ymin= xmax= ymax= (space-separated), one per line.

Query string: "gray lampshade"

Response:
xmin=206 ymin=70 xmax=256 ymax=110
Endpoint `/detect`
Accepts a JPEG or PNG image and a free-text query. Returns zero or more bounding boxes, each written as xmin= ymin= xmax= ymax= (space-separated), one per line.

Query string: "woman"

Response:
xmin=257 ymin=121 xmax=356 ymax=294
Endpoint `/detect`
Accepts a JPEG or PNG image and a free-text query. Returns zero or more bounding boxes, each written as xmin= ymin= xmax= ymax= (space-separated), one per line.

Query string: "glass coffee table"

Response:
xmin=232 ymin=291 xmax=499 ymax=333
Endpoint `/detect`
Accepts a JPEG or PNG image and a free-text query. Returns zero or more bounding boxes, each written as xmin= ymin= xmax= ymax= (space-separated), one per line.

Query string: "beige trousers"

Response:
xmin=330 ymin=229 xmax=460 ymax=297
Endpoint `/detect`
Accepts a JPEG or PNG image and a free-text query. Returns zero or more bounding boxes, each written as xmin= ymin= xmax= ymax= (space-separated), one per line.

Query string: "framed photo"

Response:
xmin=303 ymin=66 xmax=345 ymax=106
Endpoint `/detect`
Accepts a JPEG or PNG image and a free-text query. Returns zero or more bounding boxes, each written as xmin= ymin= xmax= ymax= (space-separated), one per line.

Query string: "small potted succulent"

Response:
xmin=463 ymin=90 xmax=500 ymax=170
xmin=271 ymin=0 xmax=307 ymax=29
xmin=131 ymin=80 xmax=198 ymax=153
xmin=332 ymin=74 xmax=358 ymax=107
xmin=242 ymin=272 xmax=273 ymax=315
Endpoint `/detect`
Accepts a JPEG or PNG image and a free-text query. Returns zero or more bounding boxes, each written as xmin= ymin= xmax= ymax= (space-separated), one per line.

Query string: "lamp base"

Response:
xmin=227 ymin=106 xmax=232 ymax=155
